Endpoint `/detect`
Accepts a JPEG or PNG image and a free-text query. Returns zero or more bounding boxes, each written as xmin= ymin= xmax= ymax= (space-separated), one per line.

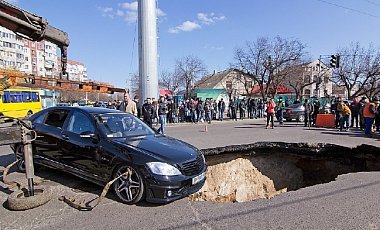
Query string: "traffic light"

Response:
xmin=330 ymin=55 xmax=340 ymax=68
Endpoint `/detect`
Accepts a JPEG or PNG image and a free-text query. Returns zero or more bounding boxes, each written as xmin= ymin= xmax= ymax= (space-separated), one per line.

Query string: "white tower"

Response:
xmin=138 ymin=0 xmax=158 ymax=100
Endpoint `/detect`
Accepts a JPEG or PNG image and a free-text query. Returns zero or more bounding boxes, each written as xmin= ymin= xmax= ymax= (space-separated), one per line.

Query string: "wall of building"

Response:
xmin=0 ymin=25 xmax=87 ymax=82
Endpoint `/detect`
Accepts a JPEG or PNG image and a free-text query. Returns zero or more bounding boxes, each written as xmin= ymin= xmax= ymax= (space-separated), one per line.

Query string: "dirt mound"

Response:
xmin=189 ymin=158 xmax=286 ymax=202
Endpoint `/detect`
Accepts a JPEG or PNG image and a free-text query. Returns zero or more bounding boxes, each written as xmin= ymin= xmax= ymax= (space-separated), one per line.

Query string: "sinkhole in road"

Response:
xmin=189 ymin=142 xmax=380 ymax=203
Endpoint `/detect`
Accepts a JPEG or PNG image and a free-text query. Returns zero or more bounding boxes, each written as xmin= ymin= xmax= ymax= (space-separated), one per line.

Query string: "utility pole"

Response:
xmin=138 ymin=0 xmax=159 ymax=101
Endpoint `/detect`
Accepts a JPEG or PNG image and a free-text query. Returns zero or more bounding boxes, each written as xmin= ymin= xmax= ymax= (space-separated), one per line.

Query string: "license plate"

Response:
xmin=192 ymin=172 xmax=206 ymax=185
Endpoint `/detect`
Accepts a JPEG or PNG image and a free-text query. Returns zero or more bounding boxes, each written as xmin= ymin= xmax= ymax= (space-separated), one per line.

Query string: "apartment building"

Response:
xmin=301 ymin=60 xmax=333 ymax=98
xmin=0 ymin=27 xmax=25 ymax=70
xmin=65 ymin=59 xmax=88 ymax=82
xmin=0 ymin=25 xmax=87 ymax=82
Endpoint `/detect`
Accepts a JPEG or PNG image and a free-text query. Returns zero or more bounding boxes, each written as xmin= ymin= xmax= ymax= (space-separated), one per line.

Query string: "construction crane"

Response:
xmin=0 ymin=0 xmax=69 ymax=79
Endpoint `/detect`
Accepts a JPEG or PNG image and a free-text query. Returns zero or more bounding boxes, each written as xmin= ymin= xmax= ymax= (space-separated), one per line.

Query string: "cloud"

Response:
xmin=168 ymin=21 xmax=201 ymax=33
xmin=157 ymin=8 xmax=167 ymax=17
xmin=98 ymin=6 xmax=114 ymax=19
xmin=99 ymin=1 xmax=166 ymax=24
xmin=197 ymin=13 xmax=226 ymax=25
xmin=120 ymin=1 xmax=138 ymax=11
xmin=204 ymin=44 xmax=224 ymax=51
xmin=116 ymin=9 xmax=125 ymax=17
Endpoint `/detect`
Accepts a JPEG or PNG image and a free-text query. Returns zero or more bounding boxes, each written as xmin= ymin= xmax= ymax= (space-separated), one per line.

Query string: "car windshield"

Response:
xmin=95 ymin=113 xmax=155 ymax=138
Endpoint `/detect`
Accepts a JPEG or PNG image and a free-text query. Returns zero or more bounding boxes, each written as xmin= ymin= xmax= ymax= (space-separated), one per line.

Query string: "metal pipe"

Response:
xmin=22 ymin=122 xmax=35 ymax=196
xmin=0 ymin=11 xmax=43 ymax=32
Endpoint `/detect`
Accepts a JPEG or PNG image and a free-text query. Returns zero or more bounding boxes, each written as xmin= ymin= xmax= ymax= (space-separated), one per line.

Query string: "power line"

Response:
xmin=316 ymin=0 xmax=380 ymax=20
xmin=129 ymin=18 xmax=138 ymax=76
xmin=364 ymin=0 xmax=380 ymax=7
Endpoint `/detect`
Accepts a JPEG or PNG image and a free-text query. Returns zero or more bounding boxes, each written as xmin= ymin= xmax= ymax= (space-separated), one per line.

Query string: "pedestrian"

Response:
xmin=133 ymin=95 xmax=141 ymax=119
xmin=218 ymin=98 xmax=226 ymax=121
xmin=358 ymin=97 xmax=367 ymax=130
xmin=229 ymin=97 xmax=237 ymax=121
xmin=204 ymin=99 xmax=212 ymax=124
xmin=331 ymin=98 xmax=340 ymax=128
xmin=152 ymin=98 xmax=159 ymax=126
xmin=142 ymin=98 xmax=154 ymax=128
xmin=189 ymin=98 xmax=196 ymax=123
xmin=157 ymin=96 xmax=168 ymax=135
xmin=117 ymin=90 xmax=137 ymax=116
xmin=239 ymin=98 xmax=246 ymax=120
xmin=266 ymin=98 xmax=276 ymax=129
xmin=350 ymin=99 xmax=360 ymax=128
xmin=339 ymin=102 xmax=351 ymax=131
xmin=251 ymin=98 xmax=258 ymax=119
xmin=312 ymin=97 xmax=320 ymax=126
xmin=276 ymin=97 xmax=285 ymax=125
xmin=363 ymin=96 xmax=379 ymax=137
xmin=258 ymin=99 xmax=263 ymax=118
xmin=303 ymin=98 xmax=314 ymax=127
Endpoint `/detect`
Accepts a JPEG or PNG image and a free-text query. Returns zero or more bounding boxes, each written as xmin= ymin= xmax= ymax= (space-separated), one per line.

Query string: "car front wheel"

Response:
xmin=14 ymin=144 xmax=26 ymax=172
xmin=113 ymin=164 xmax=145 ymax=204
xmin=297 ymin=114 xmax=305 ymax=122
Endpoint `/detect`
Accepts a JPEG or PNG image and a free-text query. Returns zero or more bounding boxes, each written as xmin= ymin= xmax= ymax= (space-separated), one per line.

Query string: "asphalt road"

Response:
xmin=0 ymin=118 xmax=379 ymax=229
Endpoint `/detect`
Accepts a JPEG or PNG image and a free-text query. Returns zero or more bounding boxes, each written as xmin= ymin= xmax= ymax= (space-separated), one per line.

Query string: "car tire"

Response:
xmin=14 ymin=144 xmax=40 ymax=173
xmin=113 ymin=164 xmax=145 ymax=204
xmin=297 ymin=114 xmax=305 ymax=122
xmin=7 ymin=186 xmax=52 ymax=211
xmin=14 ymin=144 xmax=26 ymax=173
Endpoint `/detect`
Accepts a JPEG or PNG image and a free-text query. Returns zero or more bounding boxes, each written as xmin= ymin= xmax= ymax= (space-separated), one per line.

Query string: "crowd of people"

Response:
xmin=300 ymin=95 xmax=380 ymax=137
xmin=105 ymin=89 xmax=380 ymax=138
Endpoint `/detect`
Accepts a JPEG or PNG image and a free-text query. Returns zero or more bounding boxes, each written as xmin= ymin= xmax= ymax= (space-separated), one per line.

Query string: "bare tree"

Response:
xmin=332 ymin=42 xmax=380 ymax=99
xmin=159 ymin=70 xmax=181 ymax=95
xmin=233 ymin=36 xmax=306 ymax=99
xmin=129 ymin=73 xmax=140 ymax=98
xmin=175 ymin=55 xmax=207 ymax=99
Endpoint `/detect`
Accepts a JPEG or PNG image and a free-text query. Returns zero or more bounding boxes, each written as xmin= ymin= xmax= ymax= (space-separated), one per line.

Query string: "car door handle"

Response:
xmin=61 ymin=134 xmax=69 ymax=140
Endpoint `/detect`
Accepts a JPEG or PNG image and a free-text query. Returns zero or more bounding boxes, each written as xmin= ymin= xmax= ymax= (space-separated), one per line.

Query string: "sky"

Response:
xmin=6 ymin=0 xmax=380 ymax=89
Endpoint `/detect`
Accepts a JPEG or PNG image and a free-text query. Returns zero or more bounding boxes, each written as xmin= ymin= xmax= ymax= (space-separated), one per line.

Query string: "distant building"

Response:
xmin=195 ymin=69 xmax=255 ymax=100
xmin=300 ymin=60 xmax=333 ymax=98
xmin=58 ymin=58 xmax=88 ymax=82
xmin=0 ymin=27 xmax=25 ymax=70
xmin=0 ymin=25 xmax=87 ymax=81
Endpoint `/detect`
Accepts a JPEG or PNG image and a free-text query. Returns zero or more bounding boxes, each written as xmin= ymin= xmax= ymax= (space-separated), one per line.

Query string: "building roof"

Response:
xmin=195 ymin=69 xmax=241 ymax=89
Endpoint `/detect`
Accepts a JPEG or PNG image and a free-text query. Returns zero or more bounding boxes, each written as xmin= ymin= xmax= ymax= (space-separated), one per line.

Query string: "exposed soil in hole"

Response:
xmin=189 ymin=142 xmax=380 ymax=203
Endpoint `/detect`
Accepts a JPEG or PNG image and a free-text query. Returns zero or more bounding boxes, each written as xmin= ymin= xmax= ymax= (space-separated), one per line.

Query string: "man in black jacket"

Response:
xmin=142 ymin=98 xmax=154 ymax=128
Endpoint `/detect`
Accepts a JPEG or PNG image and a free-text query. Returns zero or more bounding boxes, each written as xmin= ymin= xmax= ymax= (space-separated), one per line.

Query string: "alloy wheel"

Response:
xmin=14 ymin=144 xmax=26 ymax=172
xmin=113 ymin=165 xmax=144 ymax=204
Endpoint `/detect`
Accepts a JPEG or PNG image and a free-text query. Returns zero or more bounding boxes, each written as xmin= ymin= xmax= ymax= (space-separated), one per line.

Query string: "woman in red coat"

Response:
xmin=266 ymin=98 xmax=276 ymax=129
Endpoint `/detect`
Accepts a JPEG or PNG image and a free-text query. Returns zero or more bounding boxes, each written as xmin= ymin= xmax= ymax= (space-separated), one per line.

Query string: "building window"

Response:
xmin=324 ymin=76 xmax=329 ymax=84
xmin=226 ymin=81 xmax=232 ymax=89
xmin=304 ymin=75 xmax=311 ymax=84
xmin=304 ymin=89 xmax=311 ymax=95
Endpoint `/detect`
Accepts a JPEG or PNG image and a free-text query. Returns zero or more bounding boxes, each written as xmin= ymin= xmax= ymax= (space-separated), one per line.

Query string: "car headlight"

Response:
xmin=146 ymin=162 xmax=182 ymax=176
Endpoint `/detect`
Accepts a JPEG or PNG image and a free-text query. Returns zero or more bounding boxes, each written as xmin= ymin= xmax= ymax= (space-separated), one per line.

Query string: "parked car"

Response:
xmin=55 ymin=102 xmax=71 ymax=107
xmin=283 ymin=103 xmax=305 ymax=122
xmin=12 ymin=107 xmax=207 ymax=204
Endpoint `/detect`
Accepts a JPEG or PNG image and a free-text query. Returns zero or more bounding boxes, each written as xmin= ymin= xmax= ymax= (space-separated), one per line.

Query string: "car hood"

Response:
xmin=112 ymin=135 xmax=199 ymax=163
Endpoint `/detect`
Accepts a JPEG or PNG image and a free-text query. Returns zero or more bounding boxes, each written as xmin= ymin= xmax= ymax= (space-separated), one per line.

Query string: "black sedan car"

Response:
xmin=13 ymin=106 xmax=207 ymax=204
xmin=283 ymin=103 xmax=306 ymax=122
